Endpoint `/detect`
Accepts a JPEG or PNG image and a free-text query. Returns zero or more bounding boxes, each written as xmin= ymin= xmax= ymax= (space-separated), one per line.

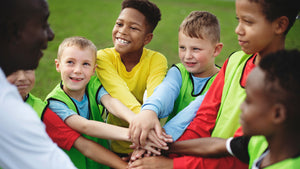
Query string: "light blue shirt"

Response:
xmin=48 ymin=86 xmax=108 ymax=121
xmin=0 ymin=68 xmax=76 ymax=169
xmin=142 ymin=67 xmax=209 ymax=141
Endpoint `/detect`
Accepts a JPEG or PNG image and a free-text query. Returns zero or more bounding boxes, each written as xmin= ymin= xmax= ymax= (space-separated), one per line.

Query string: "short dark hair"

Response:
xmin=259 ymin=49 xmax=300 ymax=129
xmin=248 ymin=0 xmax=300 ymax=35
xmin=121 ymin=0 xmax=161 ymax=33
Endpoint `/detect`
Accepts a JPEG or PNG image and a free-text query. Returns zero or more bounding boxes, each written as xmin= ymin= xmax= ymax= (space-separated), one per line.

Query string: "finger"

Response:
xmin=148 ymin=130 xmax=166 ymax=147
xmin=132 ymin=127 xmax=142 ymax=146
xmin=139 ymin=129 xmax=150 ymax=146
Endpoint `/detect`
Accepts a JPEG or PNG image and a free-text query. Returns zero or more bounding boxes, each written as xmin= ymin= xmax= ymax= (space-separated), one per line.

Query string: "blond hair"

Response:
xmin=179 ymin=11 xmax=220 ymax=44
xmin=57 ymin=36 xmax=97 ymax=60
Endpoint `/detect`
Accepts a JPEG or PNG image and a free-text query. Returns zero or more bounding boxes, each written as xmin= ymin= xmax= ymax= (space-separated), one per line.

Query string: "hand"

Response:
xmin=128 ymin=156 xmax=173 ymax=169
xmin=129 ymin=110 xmax=162 ymax=146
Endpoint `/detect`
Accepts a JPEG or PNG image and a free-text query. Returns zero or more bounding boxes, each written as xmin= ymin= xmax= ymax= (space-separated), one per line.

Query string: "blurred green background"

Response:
xmin=33 ymin=0 xmax=300 ymax=99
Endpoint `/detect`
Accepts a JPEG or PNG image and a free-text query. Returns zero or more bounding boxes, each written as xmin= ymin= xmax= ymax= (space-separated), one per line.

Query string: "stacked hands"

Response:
xmin=128 ymin=110 xmax=173 ymax=166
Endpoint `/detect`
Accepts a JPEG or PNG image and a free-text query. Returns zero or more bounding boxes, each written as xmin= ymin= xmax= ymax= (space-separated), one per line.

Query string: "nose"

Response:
xmin=184 ymin=49 xmax=193 ymax=60
xmin=47 ymin=27 xmax=55 ymax=41
xmin=73 ymin=64 xmax=82 ymax=74
xmin=235 ymin=22 xmax=244 ymax=36
xmin=118 ymin=26 xmax=128 ymax=35
xmin=17 ymin=70 xmax=27 ymax=81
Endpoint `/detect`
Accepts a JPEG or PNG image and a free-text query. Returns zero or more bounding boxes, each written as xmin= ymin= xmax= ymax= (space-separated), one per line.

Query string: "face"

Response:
xmin=14 ymin=0 xmax=54 ymax=73
xmin=55 ymin=46 xmax=96 ymax=99
xmin=178 ymin=31 xmax=219 ymax=77
xmin=235 ymin=0 xmax=277 ymax=56
xmin=240 ymin=67 xmax=274 ymax=136
xmin=7 ymin=70 xmax=35 ymax=100
xmin=112 ymin=8 xmax=152 ymax=57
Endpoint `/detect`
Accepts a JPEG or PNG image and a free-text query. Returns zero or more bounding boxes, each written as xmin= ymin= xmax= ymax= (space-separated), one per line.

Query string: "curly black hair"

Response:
xmin=121 ymin=0 xmax=161 ymax=33
xmin=259 ymin=49 xmax=300 ymax=129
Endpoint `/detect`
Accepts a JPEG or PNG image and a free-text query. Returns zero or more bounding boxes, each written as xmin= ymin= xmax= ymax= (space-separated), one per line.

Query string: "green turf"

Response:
xmin=32 ymin=0 xmax=300 ymax=99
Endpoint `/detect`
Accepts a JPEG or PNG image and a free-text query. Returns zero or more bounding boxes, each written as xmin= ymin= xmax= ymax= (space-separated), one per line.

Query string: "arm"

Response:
xmin=168 ymin=137 xmax=229 ymax=157
xmin=100 ymin=94 xmax=135 ymax=123
xmin=73 ymin=136 xmax=127 ymax=169
xmin=177 ymin=59 xmax=229 ymax=141
xmin=65 ymin=114 xmax=130 ymax=141
xmin=44 ymin=108 xmax=128 ymax=169
xmin=130 ymin=67 xmax=181 ymax=146
xmin=163 ymin=93 xmax=206 ymax=141
xmin=48 ymin=100 xmax=130 ymax=141
xmin=96 ymin=49 xmax=142 ymax=114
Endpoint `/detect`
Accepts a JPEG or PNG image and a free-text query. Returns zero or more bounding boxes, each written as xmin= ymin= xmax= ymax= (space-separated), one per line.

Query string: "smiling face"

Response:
xmin=240 ymin=67 xmax=274 ymax=136
xmin=55 ymin=46 xmax=96 ymax=100
xmin=7 ymin=70 xmax=35 ymax=100
xmin=112 ymin=8 xmax=153 ymax=58
xmin=235 ymin=0 xmax=278 ymax=57
xmin=178 ymin=31 xmax=220 ymax=78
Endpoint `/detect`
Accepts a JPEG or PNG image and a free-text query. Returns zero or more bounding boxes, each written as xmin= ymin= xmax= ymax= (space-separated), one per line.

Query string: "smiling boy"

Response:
xmin=96 ymin=0 xmax=168 ymax=156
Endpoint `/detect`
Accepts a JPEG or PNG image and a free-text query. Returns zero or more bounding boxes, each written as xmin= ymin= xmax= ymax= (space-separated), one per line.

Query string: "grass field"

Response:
xmin=32 ymin=0 xmax=300 ymax=99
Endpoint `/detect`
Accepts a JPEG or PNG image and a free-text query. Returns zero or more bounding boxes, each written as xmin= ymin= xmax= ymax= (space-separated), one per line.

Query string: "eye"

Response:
xmin=83 ymin=62 xmax=90 ymax=66
xmin=67 ymin=60 xmax=74 ymax=64
xmin=116 ymin=22 xmax=123 ymax=27
xmin=179 ymin=46 xmax=186 ymax=50
xmin=193 ymin=48 xmax=201 ymax=51
xmin=130 ymin=27 xmax=138 ymax=30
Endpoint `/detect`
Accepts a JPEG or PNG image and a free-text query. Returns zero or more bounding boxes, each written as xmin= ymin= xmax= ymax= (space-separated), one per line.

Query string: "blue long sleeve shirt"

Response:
xmin=142 ymin=67 xmax=209 ymax=141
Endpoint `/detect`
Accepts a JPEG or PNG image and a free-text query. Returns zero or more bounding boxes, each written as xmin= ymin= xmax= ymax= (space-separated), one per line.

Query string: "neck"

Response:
xmin=120 ymin=48 xmax=143 ymax=72
xmin=255 ymin=36 xmax=285 ymax=65
xmin=262 ymin=130 xmax=300 ymax=167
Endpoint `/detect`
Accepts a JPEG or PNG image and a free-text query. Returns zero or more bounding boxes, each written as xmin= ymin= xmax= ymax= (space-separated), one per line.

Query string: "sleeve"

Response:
xmin=96 ymin=49 xmax=142 ymax=114
xmin=97 ymin=86 xmax=109 ymax=105
xmin=177 ymin=59 xmax=229 ymax=141
xmin=0 ymin=81 xmax=76 ymax=169
xmin=229 ymin=136 xmax=251 ymax=164
xmin=43 ymin=108 xmax=81 ymax=151
xmin=142 ymin=67 xmax=181 ymax=118
xmin=145 ymin=52 xmax=168 ymax=97
xmin=48 ymin=100 xmax=77 ymax=121
xmin=163 ymin=92 xmax=206 ymax=141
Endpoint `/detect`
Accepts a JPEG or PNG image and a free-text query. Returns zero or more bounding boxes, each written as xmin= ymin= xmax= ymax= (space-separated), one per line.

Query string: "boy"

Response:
xmin=7 ymin=69 xmax=128 ymax=169
xmin=47 ymin=36 xmax=168 ymax=169
xmin=96 ymin=0 xmax=168 ymax=156
xmin=0 ymin=0 xmax=75 ymax=168
xmin=166 ymin=50 xmax=300 ymax=168
xmin=130 ymin=11 xmax=223 ymax=144
xmin=128 ymin=0 xmax=300 ymax=168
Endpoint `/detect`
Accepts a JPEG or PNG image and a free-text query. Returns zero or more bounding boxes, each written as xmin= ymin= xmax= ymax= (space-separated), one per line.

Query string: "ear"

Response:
xmin=273 ymin=16 xmax=289 ymax=35
xmin=143 ymin=33 xmax=153 ymax=46
xmin=55 ymin=59 xmax=61 ymax=72
xmin=271 ymin=103 xmax=287 ymax=125
xmin=213 ymin=42 xmax=223 ymax=57
xmin=93 ymin=64 xmax=97 ymax=74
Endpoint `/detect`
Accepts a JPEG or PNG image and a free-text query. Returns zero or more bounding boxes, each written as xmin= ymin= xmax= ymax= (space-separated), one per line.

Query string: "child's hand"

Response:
xmin=129 ymin=110 xmax=162 ymax=147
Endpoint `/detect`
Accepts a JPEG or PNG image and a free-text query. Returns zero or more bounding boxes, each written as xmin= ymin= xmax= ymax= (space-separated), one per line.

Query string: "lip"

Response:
xmin=70 ymin=77 xmax=84 ymax=82
xmin=238 ymin=39 xmax=247 ymax=46
xmin=115 ymin=37 xmax=130 ymax=45
xmin=184 ymin=62 xmax=196 ymax=67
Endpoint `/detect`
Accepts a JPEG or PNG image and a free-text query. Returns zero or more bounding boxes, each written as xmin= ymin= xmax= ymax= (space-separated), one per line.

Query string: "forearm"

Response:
xmin=101 ymin=95 xmax=135 ymax=123
xmin=168 ymin=137 xmax=229 ymax=157
xmin=74 ymin=136 xmax=127 ymax=169
xmin=65 ymin=115 xmax=130 ymax=141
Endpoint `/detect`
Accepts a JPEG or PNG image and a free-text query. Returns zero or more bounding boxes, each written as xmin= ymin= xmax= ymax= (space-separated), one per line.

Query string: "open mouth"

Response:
xmin=116 ymin=38 xmax=130 ymax=44
xmin=70 ymin=77 xmax=84 ymax=81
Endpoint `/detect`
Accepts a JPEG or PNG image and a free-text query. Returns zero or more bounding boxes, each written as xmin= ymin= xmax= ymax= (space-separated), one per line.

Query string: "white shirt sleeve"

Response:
xmin=0 ymin=69 xmax=76 ymax=169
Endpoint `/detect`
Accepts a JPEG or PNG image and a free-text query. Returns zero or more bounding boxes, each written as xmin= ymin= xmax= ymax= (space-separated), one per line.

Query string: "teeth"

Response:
xmin=117 ymin=38 xmax=129 ymax=44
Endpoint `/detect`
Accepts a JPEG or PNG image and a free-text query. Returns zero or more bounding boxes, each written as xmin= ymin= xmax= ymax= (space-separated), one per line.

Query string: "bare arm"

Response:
xmin=168 ymin=137 xmax=229 ymax=157
xmin=100 ymin=94 xmax=135 ymax=123
xmin=65 ymin=114 xmax=130 ymax=141
xmin=73 ymin=136 xmax=127 ymax=169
